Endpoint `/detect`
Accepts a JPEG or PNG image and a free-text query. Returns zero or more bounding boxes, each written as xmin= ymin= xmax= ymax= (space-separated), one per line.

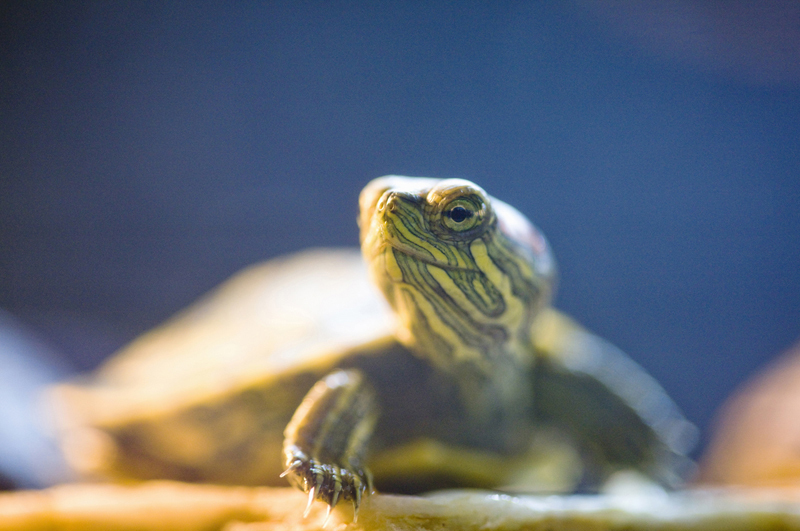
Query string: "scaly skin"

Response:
xmin=282 ymin=370 xmax=376 ymax=522
xmin=282 ymin=176 xmax=558 ymax=520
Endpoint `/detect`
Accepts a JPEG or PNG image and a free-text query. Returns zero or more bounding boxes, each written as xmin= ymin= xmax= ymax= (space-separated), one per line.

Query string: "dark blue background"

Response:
xmin=2 ymin=1 xmax=799 ymax=456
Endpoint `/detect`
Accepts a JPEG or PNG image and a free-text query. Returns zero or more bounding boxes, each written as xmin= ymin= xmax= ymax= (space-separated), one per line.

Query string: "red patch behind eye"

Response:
xmin=526 ymin=227 xmax=547 ymax=256
xmin=495 ymin=201 xmax=547 ymax=256
xmin=501 ymin=219 xmax=546 ymax=255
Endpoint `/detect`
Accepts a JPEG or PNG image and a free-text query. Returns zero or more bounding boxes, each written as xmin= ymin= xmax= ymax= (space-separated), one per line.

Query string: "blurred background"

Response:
xmin=1 ymin=1 xmax=799 ymax=487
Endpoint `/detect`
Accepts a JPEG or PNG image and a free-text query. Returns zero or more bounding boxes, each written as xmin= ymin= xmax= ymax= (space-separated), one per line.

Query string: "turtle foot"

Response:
xmin=281 ymin=369 xmax=378 ymax=523
xmin=281 ymin=447 xmax=373 ymax=523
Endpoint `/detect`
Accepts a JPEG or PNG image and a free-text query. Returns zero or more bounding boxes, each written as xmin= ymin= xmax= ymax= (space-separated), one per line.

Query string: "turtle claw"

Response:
xmin=329 ymin=476 xmax=341 ymax=511
xmin=281 ymin=447 xmax=373 ymax=523
xmin=304 ymin=485 xmax=316 ymax=518
xmin=279 ymin=460 xmax=301 ymax=478
xmin=365 ymin=468 xmax=375 ymax=494
xmin=352 ymin=486 xmax=362 ymax=523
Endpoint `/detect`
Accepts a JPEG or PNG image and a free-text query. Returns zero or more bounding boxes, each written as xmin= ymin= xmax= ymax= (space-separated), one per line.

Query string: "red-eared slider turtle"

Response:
xmin=52 ymin=176 xmax=696 ymax=521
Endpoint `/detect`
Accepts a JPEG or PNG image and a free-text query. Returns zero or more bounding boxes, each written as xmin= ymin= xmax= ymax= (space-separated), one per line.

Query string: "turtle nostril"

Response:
xmin=377 ymin=192 xmax=398 ymax=214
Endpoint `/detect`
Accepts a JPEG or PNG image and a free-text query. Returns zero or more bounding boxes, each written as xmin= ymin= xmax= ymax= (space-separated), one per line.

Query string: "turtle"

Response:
xmin=51 ymin=176 xmax=696 ymax=522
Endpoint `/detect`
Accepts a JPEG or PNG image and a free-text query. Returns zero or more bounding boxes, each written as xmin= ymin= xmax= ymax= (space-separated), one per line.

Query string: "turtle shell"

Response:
xmin=50 ymin=248 xmax=695 ymax=492
xmin=51 ymin=249 xmax=397 ymax=486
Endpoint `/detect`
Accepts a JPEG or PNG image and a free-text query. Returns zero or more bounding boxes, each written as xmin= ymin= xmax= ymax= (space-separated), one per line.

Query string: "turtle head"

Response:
xmin=359 ymin=176 xmax=556 ymax=372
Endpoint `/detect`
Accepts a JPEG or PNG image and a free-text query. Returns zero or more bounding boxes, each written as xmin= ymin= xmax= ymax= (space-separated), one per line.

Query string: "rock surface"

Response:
xmin=1 ymin=482 xmax=800 ymax=531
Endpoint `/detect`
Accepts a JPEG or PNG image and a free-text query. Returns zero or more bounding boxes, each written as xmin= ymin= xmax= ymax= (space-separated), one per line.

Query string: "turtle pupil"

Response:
xmin=448 ymin=206 xmax=471 ymax=223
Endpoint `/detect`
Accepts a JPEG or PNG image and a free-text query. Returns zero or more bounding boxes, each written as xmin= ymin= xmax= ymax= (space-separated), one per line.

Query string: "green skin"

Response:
xmin=281 ymin=176 xmax=694 ymax=520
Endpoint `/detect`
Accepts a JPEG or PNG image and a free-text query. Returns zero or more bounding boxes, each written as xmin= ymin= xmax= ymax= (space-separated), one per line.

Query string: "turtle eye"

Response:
xmin=449 ymin=206 xmax=471 ymax=223
xmin=442 ymin=198 xmax=484 ymax=232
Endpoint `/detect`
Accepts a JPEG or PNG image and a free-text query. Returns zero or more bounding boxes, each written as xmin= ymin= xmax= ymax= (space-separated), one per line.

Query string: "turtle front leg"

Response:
xmin=281 ymin=369 xmax=378 ymax=522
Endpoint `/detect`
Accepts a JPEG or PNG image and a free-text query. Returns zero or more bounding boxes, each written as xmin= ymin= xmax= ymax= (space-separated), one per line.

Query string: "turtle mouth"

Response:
xmin=379 ymin=220 xmax=478 ymax=273
xmin=365 ymin=184 xmax=482 ymax=273
xmin=393 ymin=244 xmax=477 ymax=272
